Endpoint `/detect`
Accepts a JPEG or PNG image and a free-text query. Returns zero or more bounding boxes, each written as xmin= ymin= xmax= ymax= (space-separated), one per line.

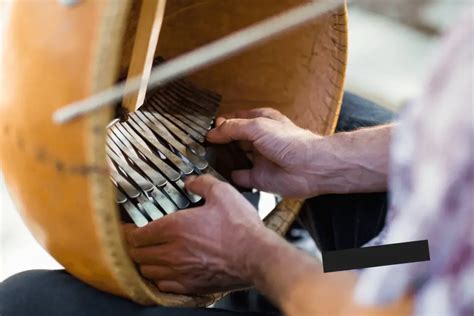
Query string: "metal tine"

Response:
xmin=123 ymin=201 xmax=149 ymax=227
xmin=112 ymin=123 xmax=182 ymax=182
xmin=107 ymin=139 xmax=128 ymax=162
xmin=112 ymin=122 xmax=151 ymax=153
xmin=149 ymin=95 xmax=208 ymax=137
xmin=107 ymin=137 xmax=167 ymax=187
xmin=150 ymin=93 xmax=210 ymax=135
xmin=109 ymin=125 xmax=172 ymax=182
xmin=137 ymin=111 xmax=208 ymax=170
xmin=108 ymin=147 xmax=180 ymax=216
xmin=158 ymin=86 xmax=213 ymax=119
xmin=171 ymin=81 xmax=220 ymax=116
xmin=147 ymin=97 xmax=207 ymax=140
xmin=160 ymin=86 xmax=216 ymax=127
xmin=162 ymin=86 xmax=215 ymax=120
xmin=112 ymin=180 xmax=130 ymax=204
xmin=133 ymin=110 xmax=176 ymax=143
xmin=108 ymin=164 xmax=140 ymax=199
xmin=161 ymin=181 xmax=190 ymax=209
xmin=135 ymin=109 xmax=206 ymax=156
xmin=172 ymin=80 xmax=221 ymax=109
xmin=149 ymin=188 xmax=178 ymax=214
xmin=166 ymin=80 xmax=222 ymax=107
xmin=167 ymin=82 xmax=218 ymax=118
xmin=181 ymin=79 xmax=222 ymax=102
xmin=155 ymin=92 xmax=213 ymax=131
xmin=107 ymin=140 xmax=126 ymax=161
xmin=126 ymin=114 xmax=194 ymax=175
xmin=175 ymin=178 xmax=202 ymax=203
xmin=118 ymin=121 xmax=189 ymax=179
xmin=109 ymin=128 xmax=168 ymax=177
xmin=108 ymin=130 xmax=138 ymax=159
xmin=136 ymin=195 xmax=164 ymax=220
xmin=108 ymin=129 xmax=139 ymax=159
xmin=106 ymin=149 xmax=154 ymax=192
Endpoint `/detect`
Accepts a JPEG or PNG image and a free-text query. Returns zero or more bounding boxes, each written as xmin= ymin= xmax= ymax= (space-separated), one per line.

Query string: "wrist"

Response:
xmin=304 ymin=127 xmax=390 ymax=196
xmin=240 ymin=226 xmax=289 ymax=283
xmin=302 ymin=134 xmax=347 ymax=196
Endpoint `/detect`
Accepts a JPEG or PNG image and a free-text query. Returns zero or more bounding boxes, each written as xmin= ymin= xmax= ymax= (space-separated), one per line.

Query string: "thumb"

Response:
xmin=207 ymin=118 xmax=260 ymax=144
xmin=185 ymin=174 xmax=226 ymax=198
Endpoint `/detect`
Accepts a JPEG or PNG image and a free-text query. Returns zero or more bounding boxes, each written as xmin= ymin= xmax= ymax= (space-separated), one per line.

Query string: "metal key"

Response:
xmin=137 ymin=111 xmax=208 ymax=170
xmin=126 ymin=114 xmax=194 ymax=175
xmin=106 ymin=149 xmax=154 ymax=192
xmin=112 ymin=124 xmax=182 ymax=182
xmin=148 ymin=97 xmax=208 ymax=141
xmin=136 ymin=194 xmax=164 ymax=220
xmin=123 ymin=201 xmax=148 ymax=227
xmin=149 ymin=188 xmax=178 ymax=214
xmin=107 ymin=137 xmax=167 ymax=187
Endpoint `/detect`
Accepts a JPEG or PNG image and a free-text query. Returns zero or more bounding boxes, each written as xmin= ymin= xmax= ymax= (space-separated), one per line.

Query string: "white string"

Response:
xmin=53 ymin=0 xmax=344 ymax=124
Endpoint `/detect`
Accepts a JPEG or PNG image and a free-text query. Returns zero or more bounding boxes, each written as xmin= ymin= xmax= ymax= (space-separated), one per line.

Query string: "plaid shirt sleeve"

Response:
xmin=354 ymin=12 xmax=474 ymax=316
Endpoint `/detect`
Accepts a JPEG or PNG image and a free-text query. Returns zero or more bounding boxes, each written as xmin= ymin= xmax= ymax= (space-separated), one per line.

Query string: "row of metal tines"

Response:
xmin=106 ymin=79 xmax=223 ymax=227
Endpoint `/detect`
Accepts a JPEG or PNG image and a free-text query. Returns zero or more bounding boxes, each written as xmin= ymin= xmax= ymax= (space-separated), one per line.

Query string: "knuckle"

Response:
xmin=221 ymin=181 xmax=235 ymax=193
xmin=251 ymin=117 xmax=267 ymax=131
xmin=207 ymin=181 xmax=222 ymax=197
xmin=261 ymin=107 xmax=281 ymax=116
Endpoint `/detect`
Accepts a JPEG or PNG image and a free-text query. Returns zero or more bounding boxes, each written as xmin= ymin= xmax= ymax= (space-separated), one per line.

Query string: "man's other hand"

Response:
xmin=124 ymin=175 xmax=267 ymax=295
xmin=207 ymin=108 xmax=321 ymax=198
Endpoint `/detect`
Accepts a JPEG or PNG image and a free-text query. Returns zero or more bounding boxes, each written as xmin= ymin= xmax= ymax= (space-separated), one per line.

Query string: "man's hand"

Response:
xmin=207 ymin=108 xmax=322 ymax=197
xmin=124 ymin=175 xmax=267 ymax=295
xmin=208 ymin=108 xmax=392 ymax=197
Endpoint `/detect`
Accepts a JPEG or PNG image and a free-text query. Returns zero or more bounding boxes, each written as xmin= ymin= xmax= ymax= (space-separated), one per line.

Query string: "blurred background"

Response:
xmin=0 ymin=0 xmax=471 ymax=281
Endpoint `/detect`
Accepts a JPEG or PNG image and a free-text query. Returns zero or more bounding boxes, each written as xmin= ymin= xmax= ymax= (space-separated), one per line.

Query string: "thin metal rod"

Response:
xmin=53 ymin=0 xmax=343 ymax=123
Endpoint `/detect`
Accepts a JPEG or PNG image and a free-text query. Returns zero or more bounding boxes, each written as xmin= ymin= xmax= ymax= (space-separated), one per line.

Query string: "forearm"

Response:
xmin=306 ymin=124 xmax=393 ymax=196
xmin=243 ymin=228 xmax=357 ymax=316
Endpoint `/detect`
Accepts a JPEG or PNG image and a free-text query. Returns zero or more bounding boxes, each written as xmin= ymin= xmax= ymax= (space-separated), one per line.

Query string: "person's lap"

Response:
xmin=0 ymin=92 xmax=395 ymax=316
xmin=0 ymin=270 xmax=274 ymax=316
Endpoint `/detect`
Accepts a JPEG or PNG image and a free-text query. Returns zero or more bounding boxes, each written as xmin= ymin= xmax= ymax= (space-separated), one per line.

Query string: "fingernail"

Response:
xmin=215 ymin=117 xmax=226 ymax=127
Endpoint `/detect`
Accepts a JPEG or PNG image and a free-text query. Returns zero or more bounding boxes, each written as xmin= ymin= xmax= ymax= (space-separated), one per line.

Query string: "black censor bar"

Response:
xmin=322 ymin=240 xmax=430 ymax=273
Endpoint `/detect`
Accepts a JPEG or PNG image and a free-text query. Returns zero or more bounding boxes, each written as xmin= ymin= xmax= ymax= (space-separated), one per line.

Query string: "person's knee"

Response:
xmin=0 ymin=270 xmax=66 ymax=316
xmin=337 ymin=92 xmax=396 ymax=132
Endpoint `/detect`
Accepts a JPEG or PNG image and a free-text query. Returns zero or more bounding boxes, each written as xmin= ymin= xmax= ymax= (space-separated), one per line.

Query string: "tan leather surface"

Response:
xmin=0 ymin=0 xmax=348 ymax=307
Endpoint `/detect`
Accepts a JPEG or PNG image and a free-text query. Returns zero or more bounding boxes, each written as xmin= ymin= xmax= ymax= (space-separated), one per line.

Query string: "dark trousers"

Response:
xmin=0 ymin=92 xmax=395 ymax=316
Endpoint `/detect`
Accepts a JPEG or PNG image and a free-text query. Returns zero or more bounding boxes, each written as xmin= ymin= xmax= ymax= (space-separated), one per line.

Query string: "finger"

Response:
xmin=215 ymin=116 xmax=226 ymax=127
xmin=156 ymin=280 xmax=188 ymax=294
xmin=219 ymin=108 xmax=287 ymax=122
xmin=243 ymin=108 xmax=290 ymax=123
xmin=207 ymin=118 xmax=263 ymax=144
xmin=232 ymin=160 xmax=283 ymax=191
xmin=231 ymin=169 xmax=253 ymax=188
xmin=128 ymin=244 xmax=175 ymax=264
xmin=185 ymin=174 xmax=227 ymax=198
xmin=125 ymin=217 xmax=175 ymax=247
xmin=140 ymin=264 xmax=178 ymax=281
xmin=122 ymin=223 xmax=137 ymax=240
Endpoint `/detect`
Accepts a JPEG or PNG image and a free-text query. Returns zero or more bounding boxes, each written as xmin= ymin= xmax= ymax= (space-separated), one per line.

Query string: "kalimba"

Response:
xmin=0 ymin=0 xmax=347 ymax=307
